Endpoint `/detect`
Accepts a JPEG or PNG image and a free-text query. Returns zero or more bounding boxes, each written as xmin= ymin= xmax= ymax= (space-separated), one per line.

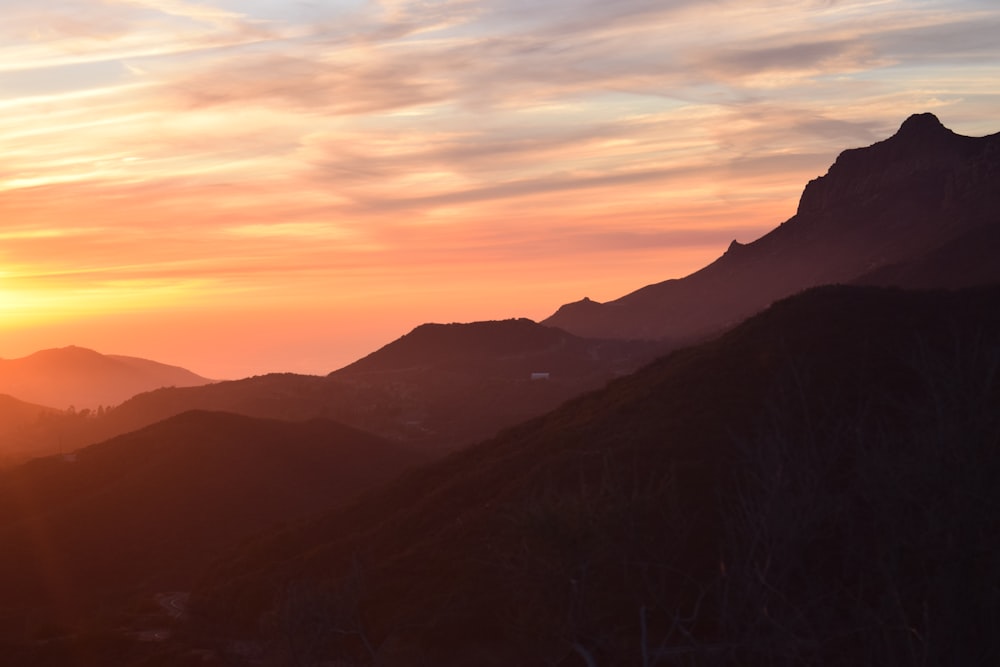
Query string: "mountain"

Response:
xmin=337 ymin=318 xmax=656 ymax=377
xmin=544 ymin=113 xmax=1000 ymax=340
xmin=329 ymin=318 xmax=664 ymax=446
xmin=0 ymin=410 xmax=424 ymax=642
xmin=191 ymin=285 xmax=1000 ymax=666
xmin=16 ymin=321 xmax=662 ymax=461
xmin=0 ymin=346 xmax=212 ymax=410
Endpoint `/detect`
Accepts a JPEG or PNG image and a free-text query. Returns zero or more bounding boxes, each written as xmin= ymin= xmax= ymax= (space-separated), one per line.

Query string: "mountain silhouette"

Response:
xmin=0 ymin=346 xmax=211 ymax=411
xmin=193 ymin=284 xmax=1000 ymax=666
xmin=337 ymin=318 xmax=657 ymax=377
xmin=20 ymin=321 xmax=662 ymax=461
xmin=328 ymin=318 xmax=663 ymax=446
xmin=0 ymin=410 xmax=423 ymax=640
xmin=544 ymin=113 xmax=1000 ymax=340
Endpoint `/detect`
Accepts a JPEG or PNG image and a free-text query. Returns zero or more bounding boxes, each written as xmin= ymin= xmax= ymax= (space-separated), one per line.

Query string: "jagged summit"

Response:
xmin=895 ymin=112 xmax=951 ymax=139
xmin=544 ymin=295 xmax=606 ymax=330
xmin=796 ymin=112 xmax=981 ymax=217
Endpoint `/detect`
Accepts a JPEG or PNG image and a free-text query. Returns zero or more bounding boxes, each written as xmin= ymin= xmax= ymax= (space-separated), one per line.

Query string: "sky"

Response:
xmin=1 ymin=0 xmax=998 ymax=379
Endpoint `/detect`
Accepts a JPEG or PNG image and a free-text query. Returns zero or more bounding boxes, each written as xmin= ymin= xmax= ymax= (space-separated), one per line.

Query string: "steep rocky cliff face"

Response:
xmin=544 ymin=114 xmax=1000 ymax=341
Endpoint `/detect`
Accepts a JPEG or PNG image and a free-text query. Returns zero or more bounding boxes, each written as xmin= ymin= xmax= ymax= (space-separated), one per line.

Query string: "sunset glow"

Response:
xmin=2 ymin=0 xmax=998 ymax=377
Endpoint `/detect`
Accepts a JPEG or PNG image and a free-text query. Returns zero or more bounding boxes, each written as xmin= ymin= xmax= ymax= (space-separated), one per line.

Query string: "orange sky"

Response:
xmin=2 ymin=0 xmax=999 ymax=378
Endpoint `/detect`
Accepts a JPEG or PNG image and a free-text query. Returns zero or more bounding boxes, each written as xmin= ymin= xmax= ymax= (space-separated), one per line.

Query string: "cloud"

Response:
xmin=0 ymin=1 xmax=144 ymax=42
xmin=696 ymin=39 xmax=883 ymax=81
xmin=163 ymin=51 xmax=453 ymax=114
xmin=875 ymin=14 xmax=1000 ymax=61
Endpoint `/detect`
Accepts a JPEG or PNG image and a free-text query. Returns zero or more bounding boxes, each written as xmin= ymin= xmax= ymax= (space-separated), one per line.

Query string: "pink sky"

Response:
xmin=1 ymin=0 xmax=999 ymax=378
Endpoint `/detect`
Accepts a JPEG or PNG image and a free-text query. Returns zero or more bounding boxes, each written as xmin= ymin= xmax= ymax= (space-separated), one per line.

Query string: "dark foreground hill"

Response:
xmin=545 ymin=113 xmax=1000 ymax=340
xmin=14 ymin=321 xmax=661 ymax=462
xmin=0 ymin=411 xmax=423 ymax=642
xmin=0 ymin=346 xmax=211 ymax=411
xmin=189 ymin=285 xmax=1000 ymax=666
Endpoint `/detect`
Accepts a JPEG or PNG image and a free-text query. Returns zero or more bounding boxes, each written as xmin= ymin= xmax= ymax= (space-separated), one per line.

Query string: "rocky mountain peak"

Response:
xmin=894 ymin=112 xmax=949 ymax=139
xmin=795 ymin=113 xmax=974 ymax=217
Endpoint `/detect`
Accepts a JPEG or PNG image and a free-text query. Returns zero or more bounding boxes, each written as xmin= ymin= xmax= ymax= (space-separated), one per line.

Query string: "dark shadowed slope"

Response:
xmin=855 ymin=218 xmax=1000 ymax=288
xmin=545 ymin=113 xmax=1000 ymax=340
xmin=194 ymin=285 xmax=1000 ymax=666
xmin=0 ymin=410 xmax=424 ymax=638
xmin=0 ymin=346 xmax=212 ymax=410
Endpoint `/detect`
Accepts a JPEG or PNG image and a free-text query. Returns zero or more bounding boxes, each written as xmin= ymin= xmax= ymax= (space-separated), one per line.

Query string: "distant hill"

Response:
xmin=15 ymin=321 xmax=662 ymax=461
xmin=193 ymin=285 xmax=1000 ymax=666
xmin=337 ymin=318 xmax=657 ymax=377
xmin=545 ymin=113 xmax=1000 ymax=340
xmin=330 ymin=318 xmax=664 ymax=446
xmin=0 ymin=410 xmax=423 ymax=639
xmin=0 ymin=346 xmax=212 ymax=410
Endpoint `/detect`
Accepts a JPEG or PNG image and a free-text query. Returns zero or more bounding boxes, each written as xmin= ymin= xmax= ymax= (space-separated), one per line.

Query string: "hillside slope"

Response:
xmin=330 ymin=318 xmax=663 ymax=447
xmin=193 ymin=284 xmax=1000 ymax=666
xmin=0 ymin=410 xmax=423 ymax=639
xmin=337 ymin=318 xmax=656 ymax=377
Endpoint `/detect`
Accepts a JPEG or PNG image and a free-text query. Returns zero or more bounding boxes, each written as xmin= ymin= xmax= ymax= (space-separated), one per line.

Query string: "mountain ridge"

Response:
xmin=0 ymin=346 xmax=212 ymax=410
xmin=7 ymin=320 xmax=663 ymax=463
xmin=544 ymin=113 xmax=1000 ymax=340
xmin=334 ymin=317 xmax=661 ymax=378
